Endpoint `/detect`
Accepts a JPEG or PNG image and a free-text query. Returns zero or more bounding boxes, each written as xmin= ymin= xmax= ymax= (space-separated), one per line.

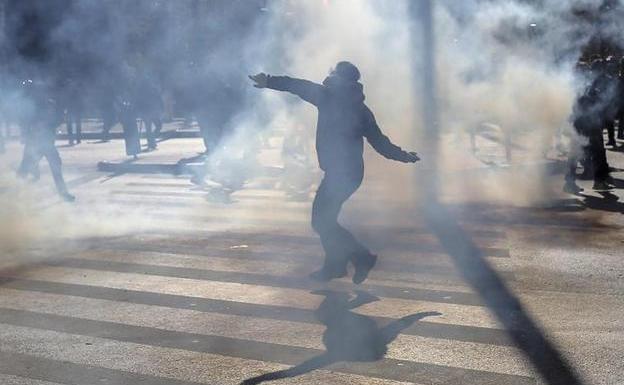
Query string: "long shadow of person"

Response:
xmin=240 ymin=290 xmax=441 ymax=385
xmin=581 ymin=191 xmax=624 ymax=214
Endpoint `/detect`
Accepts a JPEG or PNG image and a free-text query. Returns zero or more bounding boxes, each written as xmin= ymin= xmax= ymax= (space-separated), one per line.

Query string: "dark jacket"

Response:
xmin=267 ymin=75 xmax=412 ymax=174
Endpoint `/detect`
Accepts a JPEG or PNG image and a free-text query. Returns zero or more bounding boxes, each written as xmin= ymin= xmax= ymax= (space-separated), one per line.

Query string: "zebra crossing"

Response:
xmin=0 ymin=170 xmax=537 ymax=385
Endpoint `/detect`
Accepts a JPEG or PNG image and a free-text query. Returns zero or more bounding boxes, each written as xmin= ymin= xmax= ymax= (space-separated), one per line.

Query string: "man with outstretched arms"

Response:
xmin=250 ymin=62 xmax=419 ymax=284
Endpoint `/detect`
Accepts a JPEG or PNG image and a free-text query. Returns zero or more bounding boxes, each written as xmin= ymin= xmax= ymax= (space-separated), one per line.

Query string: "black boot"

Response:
xmin=352 ymin=252 xmax=378 ymax=285
xmin=592 ymin=180 xmax=614 ymax=192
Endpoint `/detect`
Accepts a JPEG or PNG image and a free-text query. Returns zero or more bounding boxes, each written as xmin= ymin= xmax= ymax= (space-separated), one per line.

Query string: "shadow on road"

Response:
xmin=240 ymin=290 xmax=440 ymax=385
xmin=424 ymin=200 xmax=584 ymax=385
xmin=581 ymin=191 xmax=624 ymax=214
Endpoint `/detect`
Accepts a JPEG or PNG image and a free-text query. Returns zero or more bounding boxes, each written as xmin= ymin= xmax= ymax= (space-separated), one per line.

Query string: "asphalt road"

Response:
xmin=0 ymin=130 xmax=622 ymax=385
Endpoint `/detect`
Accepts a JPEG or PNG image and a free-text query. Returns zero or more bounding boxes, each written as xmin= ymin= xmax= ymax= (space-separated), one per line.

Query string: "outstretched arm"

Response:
xmin=363 ymin=106 xmax=420 ymax=163
xmin=249 ymin=73 xmax=323 ymax=106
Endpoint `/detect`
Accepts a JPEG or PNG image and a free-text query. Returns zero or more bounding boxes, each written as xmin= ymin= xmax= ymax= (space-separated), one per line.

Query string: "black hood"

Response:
xmin=322 ymin=75 xmax=365 ymax=105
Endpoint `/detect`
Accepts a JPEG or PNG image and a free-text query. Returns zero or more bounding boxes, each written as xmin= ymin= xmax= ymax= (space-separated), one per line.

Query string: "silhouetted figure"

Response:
xmin=599 ymin=57 xmax=620 ymax=148
xmin=250 ymin=62 xmax=419 ymax=284
xmin=63 ymin=77 xmax=83 ymax=146
xmin=616 ymin=58 xmax=624 ymax=141
xmin=136 ymin=74 xmax=163 ymax=151
xmin=116 ymin=69 xmax=141 ymax=159
xmin=241 ymin=290 xmax=440 ymax=385
xmin=17 ymin=80 xmax=75 ymax=202
xmin=117 ymin=90 xmax=141 ymax=159
xmin=567 ymin=59 xmax=615 ymax=192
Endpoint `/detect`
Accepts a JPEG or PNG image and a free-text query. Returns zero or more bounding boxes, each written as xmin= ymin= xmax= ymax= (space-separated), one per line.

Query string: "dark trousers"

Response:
xmin=586 ymin=130 xmax=610 ymax=182
xmin=66 ymin=113 xmax=82 ymax=144
xmin=311 ymin=170 xmax=367 ymax=271
xmin=142 ymin=117 xmax=162 ymax=149
xmin=120 ymin=113 xmax=140 ymax=156
xmin=18 ymin=132 xmax=69 ymax=195
xmin=606 ymin=120 xmax=616 ymax=144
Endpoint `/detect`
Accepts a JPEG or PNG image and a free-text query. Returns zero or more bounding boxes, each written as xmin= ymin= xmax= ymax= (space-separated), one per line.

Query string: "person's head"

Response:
xmin=330 ymin=61 xmax=360 ymax=82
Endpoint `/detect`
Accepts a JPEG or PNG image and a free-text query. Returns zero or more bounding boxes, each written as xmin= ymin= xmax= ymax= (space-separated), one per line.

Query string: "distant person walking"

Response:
xmin=250 ymin=62 xmax=419 ymax=284
xmin=567 ymin=59 xmax=615 ymax=192
xmin=17 ymin=80 xmax=75 ymax=202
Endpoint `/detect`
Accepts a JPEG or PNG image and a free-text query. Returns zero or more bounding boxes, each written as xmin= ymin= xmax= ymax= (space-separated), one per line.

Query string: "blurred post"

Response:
xmin=418 ymin=0 xmax=438 ymax=140
xmin=409 ymin=3 xmax=585 ymax=384
xmin=410 ymin=0 xmax=439 ymax=198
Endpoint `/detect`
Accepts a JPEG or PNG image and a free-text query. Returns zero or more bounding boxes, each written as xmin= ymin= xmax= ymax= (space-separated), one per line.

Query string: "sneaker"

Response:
xmin=309 ymin=266 xmax=347 ymax=282
xmin=592 ymin=180 xmax=614 ymax=192
xmin=563 ymin=182 xmax=583 ymax=194
xmin=353 ymin=252 xmax=378 ymax=285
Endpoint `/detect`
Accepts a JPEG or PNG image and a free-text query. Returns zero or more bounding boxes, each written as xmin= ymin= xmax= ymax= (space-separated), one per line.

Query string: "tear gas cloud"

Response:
xmin=0 ymin=0 xmax=622 ymax=258
xmin=259 ymin=0 xmax=621 ymax=206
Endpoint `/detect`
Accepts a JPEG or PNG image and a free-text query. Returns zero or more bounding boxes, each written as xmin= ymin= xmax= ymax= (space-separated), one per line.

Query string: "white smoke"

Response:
xmin=1 ymin=0 xmax=620 ymax=259
xmin=253 ymin=0 xmax=595 ymax=206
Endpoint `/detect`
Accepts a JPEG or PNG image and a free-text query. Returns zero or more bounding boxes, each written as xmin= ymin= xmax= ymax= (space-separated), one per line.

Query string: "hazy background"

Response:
xmin=0 ymin=0 xmax=622 ymax=257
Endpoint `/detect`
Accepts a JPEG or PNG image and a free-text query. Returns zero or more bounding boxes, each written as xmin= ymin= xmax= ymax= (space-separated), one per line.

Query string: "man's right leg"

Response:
xmin=310 ymin=176 xmax=352 ymax=280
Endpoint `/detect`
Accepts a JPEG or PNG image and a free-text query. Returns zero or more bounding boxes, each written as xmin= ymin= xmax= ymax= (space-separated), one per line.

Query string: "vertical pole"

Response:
xmin=410 ymin=0 xmax=439 ymax=198
xmin=420 ymin=0 xmax=438 ymax=139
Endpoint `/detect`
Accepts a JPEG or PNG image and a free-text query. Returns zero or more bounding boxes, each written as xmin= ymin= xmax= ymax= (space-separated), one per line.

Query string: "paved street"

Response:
xmin=0 ymin=130 xmax=623 ymax=385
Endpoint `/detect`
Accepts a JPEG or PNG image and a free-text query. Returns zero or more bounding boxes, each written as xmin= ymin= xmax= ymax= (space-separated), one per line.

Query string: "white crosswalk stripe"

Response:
xmin=0 ymin=171 xmax=536 ymax=385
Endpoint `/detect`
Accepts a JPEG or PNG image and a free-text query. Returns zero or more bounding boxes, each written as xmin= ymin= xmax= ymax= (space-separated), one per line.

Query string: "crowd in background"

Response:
xmin=1 ymin=0 xmax=624 ymax=201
